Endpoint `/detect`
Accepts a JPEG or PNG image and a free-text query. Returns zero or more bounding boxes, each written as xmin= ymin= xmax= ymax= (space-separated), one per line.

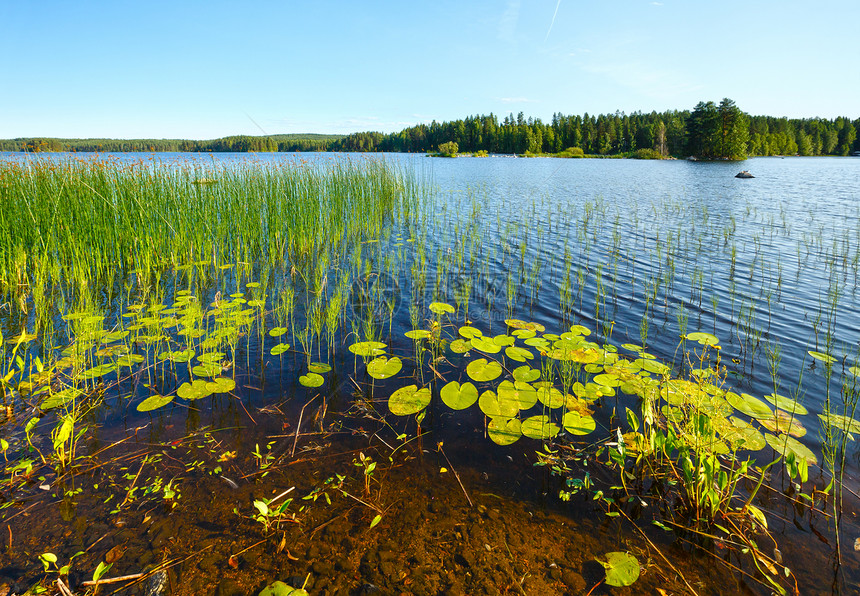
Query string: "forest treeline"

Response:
xmin=3 ymin=100 xmax=858 ymax=159
xmin=0 ymin=133 xmax=340 ymax=154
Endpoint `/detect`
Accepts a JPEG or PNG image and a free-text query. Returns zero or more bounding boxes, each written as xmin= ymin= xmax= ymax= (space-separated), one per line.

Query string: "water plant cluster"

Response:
xmin=1 ymin=154 xmax=859 ymax=594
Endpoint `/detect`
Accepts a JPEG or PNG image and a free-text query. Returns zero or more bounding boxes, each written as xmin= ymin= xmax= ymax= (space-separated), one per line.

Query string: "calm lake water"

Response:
xmin=2 ymin=151 xmax=860 ymax=594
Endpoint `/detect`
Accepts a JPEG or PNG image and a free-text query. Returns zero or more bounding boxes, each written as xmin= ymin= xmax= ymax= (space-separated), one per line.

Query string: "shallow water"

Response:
xmin=2 ymin=151 xmax=860 ymax=595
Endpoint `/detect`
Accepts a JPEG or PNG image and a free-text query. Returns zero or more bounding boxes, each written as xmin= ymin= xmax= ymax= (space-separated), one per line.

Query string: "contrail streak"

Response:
xmin=544 ymin=0 xmax=562 ymax=41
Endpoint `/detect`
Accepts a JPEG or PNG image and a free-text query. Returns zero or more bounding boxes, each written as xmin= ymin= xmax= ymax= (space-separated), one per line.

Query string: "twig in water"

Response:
xmin=292 ymin=397 xmax=317 ymax=457
xmin=437 ymin=442 xmax=472 ymax=508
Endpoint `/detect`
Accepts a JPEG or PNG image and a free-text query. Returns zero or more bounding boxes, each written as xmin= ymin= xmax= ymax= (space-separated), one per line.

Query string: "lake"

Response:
xmin=1 ymin=151 xmax=859 ymax=595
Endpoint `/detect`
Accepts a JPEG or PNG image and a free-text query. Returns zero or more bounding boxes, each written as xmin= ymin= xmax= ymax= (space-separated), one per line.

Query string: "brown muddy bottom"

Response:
xmin=0 ymin=393 xmax=852 ymax=596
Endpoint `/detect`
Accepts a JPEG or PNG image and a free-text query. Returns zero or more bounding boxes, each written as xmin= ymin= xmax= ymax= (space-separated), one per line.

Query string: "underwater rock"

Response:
xmin=144 ymin=570 xmax=168 ymax=596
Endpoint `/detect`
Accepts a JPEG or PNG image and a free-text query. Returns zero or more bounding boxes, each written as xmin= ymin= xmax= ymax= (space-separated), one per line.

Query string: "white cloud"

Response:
xmin=499 ymin=97 xmax=538 ymax=104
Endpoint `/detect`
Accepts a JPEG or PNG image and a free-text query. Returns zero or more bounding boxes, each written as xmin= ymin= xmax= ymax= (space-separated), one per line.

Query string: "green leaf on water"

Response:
xmin=466 ymin=358 xmax=502 ymax=382
xmin=808 ymin=350 xmax=836 ymax=364
xmin=270 ymin=343 xmax=291 ymax=356
xmin=299 ymin=373 xmax=324 ymax=388
xmin=116 ymin=354 xmax=145 ymax=368
xmin=512 ymin=365 xmax=540 ymax=383
xmin=77 ymin=363 xmax=117 ymax=380
xmin=598 ymin=552 xmax=640 ymax=587
xmin=137 ymin=394 xmax=174 ymax=412
xmin=449 ymin=339 xmax=471 ymax=354
xmin=159 ymin=348 xmax=195 ymax=362
xmin=536 ymin=386 xmax=565 ymax=409
xmin=487 ymin=417 xmax=522 ymax=446
xmin=367 ymin=356 xmax=402 ymax=379
xmin=440 ymin=381 xmax=479 ymax=410
xmin=268 ymin=327 xmax=288 ymax=337
xmin=205 ymin=377 xmax=236 ymax=394
xmin=470 ymin=336 xmax=501 ymax=354
xmin=764 ymin=433 xmax=817 ymax=465
xmin=497 ymin=380 xmax=538 ymax=410
xmin=405 ymin=329 xmax=432 ymax=340
xmin=505 ymin=346 xmax=533 ymax=362
xmin=458 ymin=326 xmax=482 ymax=339
xmin=521 ymin=415 xmax=560 ymax=440
xmin=348 ymin=341 xmax=387 ymax=357
xmin=258 ymin=580 xmax=309 ymax=596
xmin=818 ymin=413 xmax=860 ymax=434
xmin=562 ymin=411 xmax=596 ymax=435
xmin=388 ymin=385 xmax=431 ymax=416
xmin=763 ymin=393 xmax=808 ymax=416
xmin=192 ymin=362 xmax=222 ymax=377
xmin=41 ymin=388 xmax=83 ymax=411
xmin=478 ymin=390 xmax=519 ymax=418
xmin=428 ymin=302 xmax=455 ymax=315
xmin=308 ymin=362 xmax=331 ymax=373
xmin=177 ymin=379 xmax=212 ymax=400
xmin=726 ymin=392 xmax=773 ymax=420
xmin=686 ymin=332 xmax=720 ymax=346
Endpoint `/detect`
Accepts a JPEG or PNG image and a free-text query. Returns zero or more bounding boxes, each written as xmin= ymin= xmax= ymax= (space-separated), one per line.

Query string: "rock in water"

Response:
xmin=145 ymin=570 xmax=168 ymax=596
xmin=735 ymin=170 xmax=754 ymax=178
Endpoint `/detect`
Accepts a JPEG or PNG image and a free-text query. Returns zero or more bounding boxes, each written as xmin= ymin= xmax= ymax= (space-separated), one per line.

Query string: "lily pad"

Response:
xmin=177 ymin=379 xmax=212 ymax=400
xmin=458 ymin=326 xmax=482 ymax=339
xmin=521 ymin=415 xmax=560 ymax=440
xmin=193 ymin=362 xmax=222 ymax=377
xmin=505 ymin=319 xmax=545 ymax=333
xmin=159 ymin=348 xmax=195 ymax=363
xmin=686 ymin=332 xmax=720 ymax=346
xmin=478 ymin=390 xmax=519 ymax=418
xmin=505 ymin=346 xmax=533 ymax=362
xmin=449 ymin=339 xmax=471 ymax=354
xmin=726 ymin=392 xmax=773 ymax=420
xmin=723 ymin=417 xmax=767 ymax=451
xmin=389 ymin=385 xmax=432 ymax=416
xmin=562 ymin=411 xmax=596 ymax=435
xmin=764 ymin=393 xmax=808 ymax=415
xmin=367 ymin=356 xmax=402 ymax=380
xmin=440 ymin=381 xmax=479 ymax=410
xmin=470 ymin=336 xmax=501 ymax=354
xmin=808 ymin=350 xmax=836 ymax=364
xmin=512 ymin=365 xmax=541 ymax=383
xmin=137 ymin=394 xmax=174 ymax=412
xmin=488 ymin=417 xmax=522 ymax=445
xmin=270 ymin=343 xmax=290 ymax=356
xmin=41 ymin=388 xmax=83 ymax=411
xmin=405 ymin=329 xmax=432 ymax=340
xmin=268 ymin=327 xmax=289 ymax=337
xmin=497 ymin=380 xmax=538 ymax=410
xmin=466 ymin=358 xmax=503 ymax=382
xmin=818 ymin=413 xmax=860 ymax=434
xmin=598 ymin=552 xmax=640 ymax=587
xmin=299 ymin=373 xmax=324 ymax=388
xmin=349 ymin=341 xmax=387 ymax=357
xmin=308 ymin=362 xmax=331 ymax=373
xmin=536 ymin=386 xmax=565 ymax=409
xmin=428 ymin=302 xmax=455 ymax=315
xmin=205 ymin=377 xmax=236 ymax=394
xmin=765 ymin=433 xmax=817 ymax=465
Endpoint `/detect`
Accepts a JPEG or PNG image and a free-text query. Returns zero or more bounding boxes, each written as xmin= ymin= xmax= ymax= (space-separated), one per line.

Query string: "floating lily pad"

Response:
xmin=521 ymin=415 xmax=560 ymax=440
xmin=470 ymin=336 xmax=501 ymax=354
xmin=367 ymin=356 xmax=402 ymax=379
xmin=512 ymin=328 xmax=535 ymax=339
xmin=723 ymin=417 xmax=766 ymax=451
xmin=818 ymin=413 xmax=860 ymax=434
xmin=440 ymin=381 xmax=479 ymax=410
xmin=466 ymin=358 xmax=502 ymax=382
xmin=348 ymin=341 xmax=387 ymax=357
xmin=488 ymin=417 xmax=521 ymax=445
xmin=512 ymin=365 xmax=540 ymax=383
xmin=686 ymin=332 xmax=719 ymax=346
xmin=159 ymin=348 xmax=195 ymax=362
xmin=206 ymin=377 xmax=236 ymax=394
xmin=568 ymin=324 xmax=591 ymax=336
xmin=269 ymin=327 xmax=288 ymax=337
xmin=405 ymin=329 xmax=432 ymax=340
xmin=428 ymin=302 xmax=455 ymax=315
xmin=562 ymin=411 xmax=596 ymax=435
xmin=505 ymin=346 xmax=534 ymax=362
xmin=726 ymin=392 xmax=773 ymax=419
xmin=808 ymin=350 xmax=836 ymax=364
xmin=493 ymin=334 xmax=515 ymax=347
xmin=478 ymin=390 xmax=519 ymax=418
xmin=505 ymin=319 xmax=545 ymax=333
xmin=270 ymin=343 xmax=290 ymax=356
xmin=765 ymin=433 xmax=817 ymax=465
xmin=116 ymin=354 xmax=145 ymax=368
xmin=308 ymin=362 xmax=331 ymax=373
xmin=193 ymin=362 xmax=222 ymax=377
xmin=389 ymin=385 xmax=431 ymax=416
xmin=137 ymin=394 xmax=174 ymax=412
xmin=633 ymin=357 xmax=670 ymax=376
xmin=497 ymin=380 xmax=538 ymax=410
xmin=449 ymin=339 xmax=471 ymax=354
xmin=77 ymin=363 xmax=118 ymax=380
xmin=41 ymin=388 xmax=83 ymax=411
xmin=763 ymin=393 xmax=808 ymax=416
xmin=458 ymin=326 xmax=482 ymax=339
xmin=177 ymin=379 xmax=212 ymax=400
xmin=536 ymin=386 xmax=565 ymax=409
xmin=598 ymin=552 xmax=640 ymax=587
xmin=299 ymin=373 xmax=324 ymax=388
xmin=198 ymin=352 xmax=226 ymax=363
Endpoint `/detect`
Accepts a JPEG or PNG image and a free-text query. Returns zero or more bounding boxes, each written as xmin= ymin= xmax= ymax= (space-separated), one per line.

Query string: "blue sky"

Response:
xmin=2 ymin=0 xmax=858 ymax=139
